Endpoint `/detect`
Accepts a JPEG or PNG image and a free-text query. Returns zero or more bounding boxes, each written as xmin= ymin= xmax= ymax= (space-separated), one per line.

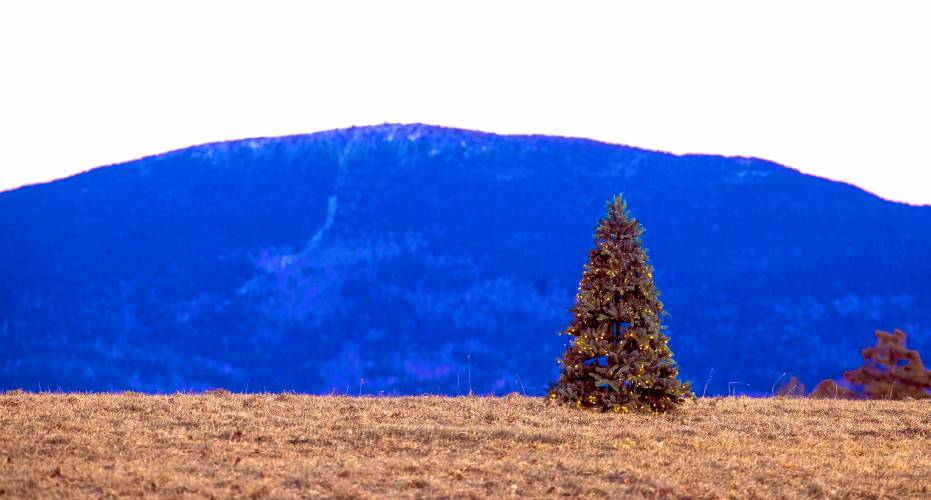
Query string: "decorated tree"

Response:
xmin=548 ymin=195 xmax=693 ymax=413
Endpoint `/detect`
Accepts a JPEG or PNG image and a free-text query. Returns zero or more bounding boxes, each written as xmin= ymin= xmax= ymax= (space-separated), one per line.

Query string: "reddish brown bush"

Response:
xmin=808 ymin=379 xmax=858 ymax=399
xmin=774 ymin=376 xmax=806 ymax=397
xmin=813 ymin=329 xmax=931 ymax=400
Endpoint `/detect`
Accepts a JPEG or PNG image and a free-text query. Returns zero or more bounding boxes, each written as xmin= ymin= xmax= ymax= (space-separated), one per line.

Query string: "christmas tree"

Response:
xmin=548 ymin=195 xmax=693 ymax=413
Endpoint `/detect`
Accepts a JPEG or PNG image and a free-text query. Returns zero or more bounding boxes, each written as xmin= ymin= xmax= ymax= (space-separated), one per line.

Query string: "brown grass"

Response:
xmin=1 ymin=392 xmax=929 ymax=499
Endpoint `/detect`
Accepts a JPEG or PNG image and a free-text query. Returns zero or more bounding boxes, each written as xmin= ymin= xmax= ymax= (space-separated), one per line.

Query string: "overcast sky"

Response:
xmin=1 ymin=1 xmax=929 ymax=205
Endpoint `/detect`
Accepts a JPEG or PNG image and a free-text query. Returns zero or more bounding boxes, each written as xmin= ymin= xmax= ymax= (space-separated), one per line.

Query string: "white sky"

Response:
xmin=1 ymin=1 xmax=929 ymax=205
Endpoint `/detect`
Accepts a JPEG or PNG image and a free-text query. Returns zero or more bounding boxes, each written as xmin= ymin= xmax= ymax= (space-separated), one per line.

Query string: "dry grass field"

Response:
xmin=1 ymin=392 xmax=929 ymax=499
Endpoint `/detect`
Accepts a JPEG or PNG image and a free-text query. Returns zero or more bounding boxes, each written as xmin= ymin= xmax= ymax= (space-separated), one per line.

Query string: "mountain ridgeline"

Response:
xmin=2 ymin=124 xmax=929 ymax=395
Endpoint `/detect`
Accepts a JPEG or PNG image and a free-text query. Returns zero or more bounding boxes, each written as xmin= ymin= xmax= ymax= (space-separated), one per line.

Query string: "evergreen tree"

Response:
xmin=843 ymin=329 xmax=931 ymax=399
xmin=548 ymin=195 xmax=693 ymax=413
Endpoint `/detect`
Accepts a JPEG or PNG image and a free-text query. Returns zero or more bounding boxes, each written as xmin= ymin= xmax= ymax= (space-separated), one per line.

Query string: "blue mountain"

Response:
xmin=2 ymin=124 xmax=929 ymax=395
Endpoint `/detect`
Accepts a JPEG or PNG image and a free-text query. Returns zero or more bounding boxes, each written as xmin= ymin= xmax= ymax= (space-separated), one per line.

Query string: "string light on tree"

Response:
xmin=547 ymin=194 xmax=693 ymax=413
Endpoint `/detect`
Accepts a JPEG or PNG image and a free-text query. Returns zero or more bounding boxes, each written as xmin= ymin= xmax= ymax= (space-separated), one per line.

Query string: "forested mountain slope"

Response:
xmin=2 ymin=124 xmax=928 ymax=395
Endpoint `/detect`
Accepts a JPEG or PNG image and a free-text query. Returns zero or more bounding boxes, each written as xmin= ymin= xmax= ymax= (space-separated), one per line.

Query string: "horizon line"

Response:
xmin=3 ymin=122 xmax=928 ymax=209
